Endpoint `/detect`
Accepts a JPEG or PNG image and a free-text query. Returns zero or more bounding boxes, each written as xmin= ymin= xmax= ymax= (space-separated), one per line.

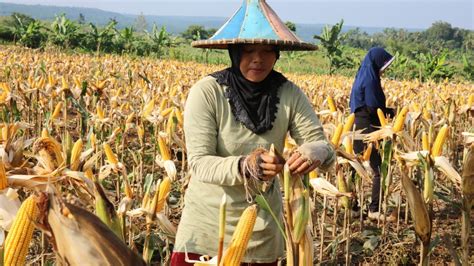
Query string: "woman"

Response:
xmin=171 ymin=1 xmax=335 ymax=264
xmin=349 ymin=47 xmax=395 ymax=221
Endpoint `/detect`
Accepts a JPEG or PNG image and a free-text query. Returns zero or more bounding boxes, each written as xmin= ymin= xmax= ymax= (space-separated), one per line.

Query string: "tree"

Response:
xmin=114 ymin=26 xmax=135 ymax=54
xmin=285 ymin=21 xmax=296 ymax=32
xmin=50 ymin=14 xmax=79 ymax=49
xmin=86 ymin=20 xmax=117 ymax=54
xmin=146 ymin=24 xmax=171 ymax=57
xmin=181 ymin=25 xmax=210 ymax=40
xmin=78 ymin=13 xmax=85 ymax=25
xmin=134 ymin=13 xmax=148 ymax=32
xmin=10 ymin=14 xmax=45 ymax=48
xmin=313 ymin=19 xmax=353 ymax=75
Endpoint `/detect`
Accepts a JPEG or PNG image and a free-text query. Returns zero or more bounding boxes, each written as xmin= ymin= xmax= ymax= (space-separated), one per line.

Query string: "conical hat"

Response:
xmin=191 ymin=0 xmax=317 ymax=51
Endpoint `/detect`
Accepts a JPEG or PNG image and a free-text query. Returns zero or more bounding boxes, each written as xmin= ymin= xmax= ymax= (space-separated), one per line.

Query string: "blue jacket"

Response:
xmin=349 ymin=47 xmax=394 ymax=115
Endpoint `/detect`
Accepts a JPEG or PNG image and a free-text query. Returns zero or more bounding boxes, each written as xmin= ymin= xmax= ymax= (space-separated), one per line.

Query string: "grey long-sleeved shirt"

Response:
xmin=174 ymin=75 xmax=335 ymax=263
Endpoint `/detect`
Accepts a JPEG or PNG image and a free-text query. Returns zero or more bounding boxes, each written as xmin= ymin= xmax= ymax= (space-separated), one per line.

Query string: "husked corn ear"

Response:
xmin=158 ymin=135 xmax=171 ymax=161
xmin=362 ymin=143 xmax=373 ymax=161
xmin=377 ymin=108 xmax=387 ymax=127
xmin=343 ymin=136 xmax=353 ymax=154
xmin=160 ymin=107 xmax=173 ymax=117
xmin=422 ymin=131 xmax=430 ymax=151
xmin=70 ymin=139 xmax=83 ymax=171
xmin=342 ymin=113 xmax=355 ymax=134
xmin=4 ymin=195 xmax=39 ymax=266
xmin=103 ymin=143 xmax=118 ymax=165
xmin=0 ymin=161 xmax=7 ymax=190
xmin=431 ymin=124 xmax=449 ymax=157
xmin=51 ymin=102 xmax=63 ymax=120
xmin=142 ymin=99 xmax=155 ymax=117
xmin=469 ymin=94 xmax=474 ymax=106
xmin=155 ymin=176 xmax=171 ymax=213
xmin=331 ymin=123 xmax=343 ymax=146
xmin=61 ymin=76 xmax=68 ymax=90
xmin=221 ymin=205 xmax=258 ymax=266
xmin=423 ymin=107 xmax=432 ymax=121
xmin=327 ymin=96 xmax=337 ymax=112
xmin=337 ymin=171 xmax=350 ymax=209
xmin=309 ymin=170 xmax=318 ymax=179
xmin=393 ymin=106 xmax=408 ymax=132
xmin=96 ymin=105 xmax=105 ymax=120
xmin=159 ymin=98 xmax=168 ymax=112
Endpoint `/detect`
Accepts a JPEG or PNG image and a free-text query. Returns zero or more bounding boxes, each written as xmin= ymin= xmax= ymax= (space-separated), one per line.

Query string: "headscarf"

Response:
xmin=349 ymin=47 xmax=394 ymax=114
xmin=210 ymin=45 xmax=287 ymax=134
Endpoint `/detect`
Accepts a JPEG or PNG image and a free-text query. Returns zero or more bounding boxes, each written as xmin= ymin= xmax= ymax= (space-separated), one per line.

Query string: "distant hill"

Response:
xmin=0 ymin=2 xmax=405 ymax=41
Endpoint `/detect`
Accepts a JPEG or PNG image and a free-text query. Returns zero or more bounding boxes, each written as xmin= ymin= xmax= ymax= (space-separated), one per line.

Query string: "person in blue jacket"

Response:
xmin=350 ymin=47 xmax=395 ymax=221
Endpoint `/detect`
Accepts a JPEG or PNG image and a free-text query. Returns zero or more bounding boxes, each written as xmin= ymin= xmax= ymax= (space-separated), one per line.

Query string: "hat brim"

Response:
xmin=191 ymin=38 xmax=318 ymax=51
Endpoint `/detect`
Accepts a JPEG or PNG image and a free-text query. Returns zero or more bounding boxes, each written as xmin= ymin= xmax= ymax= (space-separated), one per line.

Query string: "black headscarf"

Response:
xmin=210 ymin=45 xmax=287 ymax=134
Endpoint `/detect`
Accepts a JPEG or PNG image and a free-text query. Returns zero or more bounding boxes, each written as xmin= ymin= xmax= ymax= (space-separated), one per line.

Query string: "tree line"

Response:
xmin=0 ymin=13 xmax=472 ymax=81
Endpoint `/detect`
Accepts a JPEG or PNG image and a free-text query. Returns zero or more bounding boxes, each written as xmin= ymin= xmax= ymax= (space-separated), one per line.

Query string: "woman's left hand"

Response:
xmin=287 ymin=151 xmax=320 ymax=175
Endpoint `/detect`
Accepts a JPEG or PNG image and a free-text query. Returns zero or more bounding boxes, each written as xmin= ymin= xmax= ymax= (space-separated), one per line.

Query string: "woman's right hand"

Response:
xmin=258 ymin=153 xmax=284 ymax=181
xmin=240 ymin=150 xmax=284 ymax=181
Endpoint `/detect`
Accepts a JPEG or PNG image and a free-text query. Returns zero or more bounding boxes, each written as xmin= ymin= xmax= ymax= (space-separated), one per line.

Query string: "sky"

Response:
xmin=2 ymin=0 xmax=473 ymax=29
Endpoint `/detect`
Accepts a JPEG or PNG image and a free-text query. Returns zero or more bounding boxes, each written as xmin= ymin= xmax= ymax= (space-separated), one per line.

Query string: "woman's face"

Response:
xmin=239 ymin=44 xmax=277 ymax=82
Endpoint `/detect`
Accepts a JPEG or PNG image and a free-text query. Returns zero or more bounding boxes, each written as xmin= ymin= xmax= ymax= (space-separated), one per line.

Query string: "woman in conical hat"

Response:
xmin=172 ymin=1 xmax=335 ymax=265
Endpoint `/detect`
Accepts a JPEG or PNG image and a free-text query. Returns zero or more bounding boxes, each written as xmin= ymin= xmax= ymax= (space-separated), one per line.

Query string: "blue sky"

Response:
xmin=3 ymin=0 xmax=473 ymax=29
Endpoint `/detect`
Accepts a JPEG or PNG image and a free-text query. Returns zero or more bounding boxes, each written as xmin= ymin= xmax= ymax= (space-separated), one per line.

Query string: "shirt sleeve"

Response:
xmin=288 ymin=83 xmax=335 ymax=171
xmin=183 ymin=79 xmax=244 ymax=186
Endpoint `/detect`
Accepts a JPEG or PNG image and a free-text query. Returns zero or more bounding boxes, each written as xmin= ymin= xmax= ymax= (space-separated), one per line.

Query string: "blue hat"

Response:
xmin=192 ymin=0 xmax=317 ymax=51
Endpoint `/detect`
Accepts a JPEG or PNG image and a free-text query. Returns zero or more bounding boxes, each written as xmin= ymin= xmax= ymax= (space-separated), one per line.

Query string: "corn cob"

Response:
xmin=343 ymin=136 xmax=353 ymax=154
xmin=327 ymin=96 xmax=337 ymax=112
xmin=155 ymin=176 xmax=171 ymax=213
xmin=393 ymin=106 xmax=408 ymax=132
xmin=431 ymin=124 xmax=449 ymax=157
xmin=0 ymin=161 xmax=7 ymax=190
xmin=422 ymin=131 xmax=430 ymax=151
xmin=331 ymin=123 xmax=344 ymax=146
xmin=61 ymin=76 xmax=68 ymax=90
xmin=377 ymin=108 xmax=387 ymax=127
xmin=70 ymin=139 xmax=83 ymax=171
xmin=142 ymin=99 xmax=155 ymax=117
xmin=96 ymin=104 xmax=105 ymax=120
xmin=220 ymin=205 xmax=258 ymax=266
xmin=469 ymin=94 xmax=474 ymax=106
xmin=309 ymin=170 xmax=318 ymax=179
xmin=103 ymin=143 xmax=118 ymax=165
xmin=160 ymin=107 xmax=173 ymax=117
xmin=159 ymin=98 xmax=168 ymax=112
xmin=337 ymin=171 xmax=350 ymax=209
xmin=362 ymin=143 xmax=373 ymax=161
xmin=51 ymin=102 xmax=63 ymax=120
xmin=4 ymin=195 xmax=39 ymax=266
xmin=174 ymin=107 xmax=184 ymax=125
xmin=342 ymin=113 xmax=355 ymax=134
xmin=158 ymin=135 xmax=171 ymax=161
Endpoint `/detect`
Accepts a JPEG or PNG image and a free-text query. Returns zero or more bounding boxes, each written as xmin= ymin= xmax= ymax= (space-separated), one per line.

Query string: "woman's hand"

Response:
xmin=287 ymin=151 xmax=320 ymax=175
xmin=258 ymin=153 xmax=284 ymax=181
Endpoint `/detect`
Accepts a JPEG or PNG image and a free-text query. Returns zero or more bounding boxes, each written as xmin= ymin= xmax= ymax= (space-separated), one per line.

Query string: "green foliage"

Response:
xmin=50 ymin=14 xmax=80 ymax=49
xmin=285 ymin=21 xmax=296 ymax=32
xmin=313 ymin=19 xmax=354 ymax=75
xmin=413 ymin=50 xmax=455 ymax=82
xmin=181 ymin=24 xmax=213 ymax=41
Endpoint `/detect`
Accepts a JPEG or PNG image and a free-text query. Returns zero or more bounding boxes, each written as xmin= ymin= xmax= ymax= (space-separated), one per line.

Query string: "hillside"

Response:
xmin=0 ymin=2 xmax=394 ymax=41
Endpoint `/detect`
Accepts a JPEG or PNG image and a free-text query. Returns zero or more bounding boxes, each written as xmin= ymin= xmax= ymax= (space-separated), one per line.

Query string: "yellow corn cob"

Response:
xmin=96 ymin=105 xmax=105 ymax=120
xmin=343 ymin=136 xmax=353 ymax=154
xmin=160 ymin=107 xmax=173 ymax=117
xmin=4 ymin=195 xmax=39 ymax=266
xmin=431 ymin=124 xmax=449 ymax=157
xmin=0 ymin=161 xmax=7 ymax=190
xmin=469 ymin=94 xmax=474 ymax=106
xmin=84 ymin=168 xmax=94 ymax=180
xmin=327 ymin=96 xmax=337 ymax=112
xmin=61 ymin=76 xmax=68 ymax=90
xmin=142 ymin=99 xmax=155 ymax=117
xmin=392 ymin=106 xmax=408 ymax=132
xmin=423 ymin=108 xmax=432 ymax=121
xmin=48 ymin=74 xmax=56 ymax=87
xmin=89 ymin=132 xmax=97 ymax=150
xmin=137 ymin=125 xmax=144 ymax=144
xmin=422 ymin=131 xmax=430 ymax=151
xmin=221 ymin=205 xmax=258 ymax=266
xmin=331 ymin=123 xmax=343 ymax=146
xmin=159 ymin=98 xmax=168 ymax=112
xmin=377 ymin=108 xmax=387 ymax=127
xmin=158 ymin=135 xmax=171 ymax=161
xmin=51 ymin=102 xmax=63 ymax=120
xmin=70 ymin=139 xmax=83 ymax=171
xmin=412 ymin=102 xmax=421 ymax=112
xmin=155 ymin=176 xmax=171 ymax=213
xmin=342 ymin=113 xmax=355 ymax=134
xmin=362 ymin=143 xmax=373 ymax=161
xmin=125 ymin=113 xmax=135 ymax=124
xmin=103 ymin=143 xmax=118 ymax=165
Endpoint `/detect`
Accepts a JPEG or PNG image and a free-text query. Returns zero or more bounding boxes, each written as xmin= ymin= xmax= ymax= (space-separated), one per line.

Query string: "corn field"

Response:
xmin=0 ymin=45 xmax=473 ymax=265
